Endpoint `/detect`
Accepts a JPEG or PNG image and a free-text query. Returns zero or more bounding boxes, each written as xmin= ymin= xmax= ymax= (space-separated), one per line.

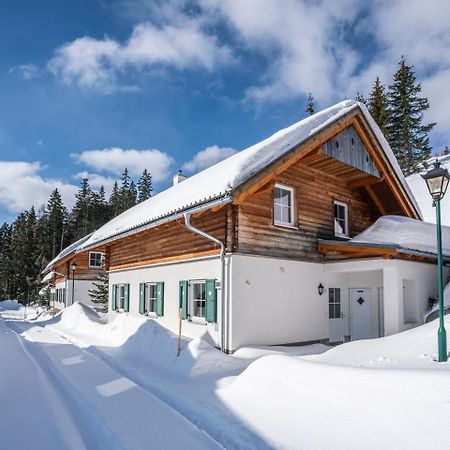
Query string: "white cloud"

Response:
xmin=74 ymin=171 xmax=117 ymax=195
xmin=201 ymin=0 xmax=361 ymax=103
xmin=9 ymin=63 xmax=39 ymax=80
xmin=183 ymin=145 xmax=237 ymax=172
xmin=72 ymin=147 xmax=174 ymax=182
xmin=0 ymin=161 xmax=78 ymax=213
xmin=48 ymin=22 xmax=232 ymax=92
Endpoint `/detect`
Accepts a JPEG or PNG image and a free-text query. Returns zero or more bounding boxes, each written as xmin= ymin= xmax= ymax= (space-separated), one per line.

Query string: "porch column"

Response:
xmin=382 ymin=265 xmax=402 ymax=335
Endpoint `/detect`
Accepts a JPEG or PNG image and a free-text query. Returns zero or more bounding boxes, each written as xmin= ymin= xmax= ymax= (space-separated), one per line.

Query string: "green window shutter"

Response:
xmin=156 ymin=282 xmax=164 ymax=316
xmin=179 ymin=280 xmax=188 ymax=320
xmin=124 ymin=284 xmax=130 ymax=312
xmin=111 ymin=285 xmax=117 ymax=310
xmin=139 ymin=283 xmax=145 ymax=314
xmin=205 ymin=279 xmax=217 ymax=323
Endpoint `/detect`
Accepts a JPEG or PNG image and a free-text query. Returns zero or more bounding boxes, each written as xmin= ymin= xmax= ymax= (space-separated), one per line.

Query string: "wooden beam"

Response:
xmin=232 ymin=114 xmax=358 ymax=205
xmin=365 ymin=184 xmax=387 ymax=215
xmin=109 ymin=249 xmax=221 ymax=271
xmin=349 ymin=175 xmax=384 ymax=189
xmin=352 ymin=116 xmax=418 ymax=218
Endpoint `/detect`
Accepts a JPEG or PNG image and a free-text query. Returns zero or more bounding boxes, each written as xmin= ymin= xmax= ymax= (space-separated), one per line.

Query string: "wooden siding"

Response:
xmin=54 ymin=247 xmax=106 ymax=281
xmin=324 ymin=126 xmax=380 ymax=177
xmin=108 ymin=209 xmax=226 ymax=270
xmin=236 ymin=159 xmax=379 ymax=261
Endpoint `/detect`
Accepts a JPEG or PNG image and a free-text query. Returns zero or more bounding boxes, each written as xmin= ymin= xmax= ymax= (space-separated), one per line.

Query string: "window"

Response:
xmin=274 ymin=184 xmax=295 ymax=227
xmin=334 ymin=201 xmax=348 ymax=237
xmin=329 ymin=288 xmax=341 ymax=319
xmin=190 ymin=280 xmax=206 ymax=320
xmin=112 ymin=283 xmax=129 ymax=311
xmin=144 ymin=283 xmax=157 ymax=314
xmin=89 ymin=252 xmax=104 ymax=268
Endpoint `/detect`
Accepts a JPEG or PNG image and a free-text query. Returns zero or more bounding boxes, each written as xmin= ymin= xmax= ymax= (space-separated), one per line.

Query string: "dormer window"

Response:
xmin=334 ymin=201 xmax=349 ymax=238
xmin=274 ymin=184 xmax=295 ymax=227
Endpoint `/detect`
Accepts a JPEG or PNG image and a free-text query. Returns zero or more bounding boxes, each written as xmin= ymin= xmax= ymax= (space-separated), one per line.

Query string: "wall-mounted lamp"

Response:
xmin=318 ymin=283 xmax=325 ymax=296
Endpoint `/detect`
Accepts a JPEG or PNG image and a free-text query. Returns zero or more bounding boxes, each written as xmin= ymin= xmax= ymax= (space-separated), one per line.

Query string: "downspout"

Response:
xmin=183 ymin=212 xmax=227 ymax=353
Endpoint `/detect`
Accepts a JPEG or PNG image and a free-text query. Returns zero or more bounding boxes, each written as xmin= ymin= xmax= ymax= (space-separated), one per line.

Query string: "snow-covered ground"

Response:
xmin=2 ymin=301 xmax=450 ymax=449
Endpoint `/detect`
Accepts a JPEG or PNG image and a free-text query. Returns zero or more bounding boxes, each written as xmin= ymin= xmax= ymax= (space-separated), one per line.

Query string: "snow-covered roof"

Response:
xmin=78 ymin=100 xmax=420 ymax=251
xmin=43 ymin=233 xmax=93 ymax=273
xmin=407 ymin=154 xmax=450 ymax=226
xmin=350 ymin=215 xmax=450 ymax=258
xmin=41 ymin=271 xmax=56 ymax=283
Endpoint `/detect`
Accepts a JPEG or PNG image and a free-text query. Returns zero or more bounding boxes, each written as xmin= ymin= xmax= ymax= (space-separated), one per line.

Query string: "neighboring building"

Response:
xmin=42 ymin=234 xmax=106 ymax=309
xmin=73 ymin=100 xmax=448 ymax=352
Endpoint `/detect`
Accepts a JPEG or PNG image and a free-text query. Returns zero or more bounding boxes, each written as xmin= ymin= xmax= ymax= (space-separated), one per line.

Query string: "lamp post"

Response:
xmin=70 ymin=262 xmax=77 ymax=307
xmin=421 ymin=160 xmax=450 ymax=362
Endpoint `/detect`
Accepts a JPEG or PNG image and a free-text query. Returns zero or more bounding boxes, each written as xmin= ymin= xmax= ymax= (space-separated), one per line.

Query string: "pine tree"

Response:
xmin=306 ymin=93 xmax=315 ymax=115
xmin=387 ymin=56 xmax=436 ymax=175
xmin=368 ymin=77 xmax=389 ymax=137
xmin=137 ymin=169 xmax=153 ymax=203
xmin=355 ymin=92 xmax=367 ymax=105
xmin=0 ymin=223 xmax=12 ymax=299
xmin=88 ymin=272 xmax=109 ymax=305
xmin=43 ymin=189 xmax=68 ymax=260
xmin=118 ymin=168 xmax=137 ymax=213
xmin=67 ymin=178 xmax=95 ymax=241
xmin=109 ymin=181 xmax=121 ymax=218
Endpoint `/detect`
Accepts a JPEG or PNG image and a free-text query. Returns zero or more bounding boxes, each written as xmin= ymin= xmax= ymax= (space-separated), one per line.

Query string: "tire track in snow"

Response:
xmin=6 ymin=320 xmax=127 ymax=450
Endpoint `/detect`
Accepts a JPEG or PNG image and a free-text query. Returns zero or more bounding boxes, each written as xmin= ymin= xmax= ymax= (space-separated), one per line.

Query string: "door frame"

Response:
xmin=349 ymin=287 xmax=372 ymax=341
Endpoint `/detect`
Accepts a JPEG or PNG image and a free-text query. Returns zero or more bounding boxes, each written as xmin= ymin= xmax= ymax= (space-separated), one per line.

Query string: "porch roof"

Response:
xmin=320 ymin=215 xmax=450 ymax=263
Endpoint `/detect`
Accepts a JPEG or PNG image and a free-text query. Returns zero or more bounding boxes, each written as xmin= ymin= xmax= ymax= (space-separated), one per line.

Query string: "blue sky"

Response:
xmin=1 ymin=0 xmax=449 ymax=223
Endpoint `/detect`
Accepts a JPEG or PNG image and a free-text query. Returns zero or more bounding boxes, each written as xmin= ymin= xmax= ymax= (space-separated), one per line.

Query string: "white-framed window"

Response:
xmin=329 ymin=288 xmax=341 ymax=319
xmin=189 ymin=280 xmax=206 ymax=320
xmin=115 ymin=284 xmax=125 ymax=309
xmin=144 ymin=283 xmax=157 ymax=314
xmin=89 ymin=251 xmax=104 ymax=268
xmin=274 ymin=184 xmax=295 ymax=227
xmin=334 ymin=201 xmax=348 ymax=237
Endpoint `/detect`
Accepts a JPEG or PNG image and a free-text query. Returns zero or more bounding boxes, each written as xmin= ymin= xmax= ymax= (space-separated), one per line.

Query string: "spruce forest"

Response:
xmin=0 ymin=168 xmax=153 ymax=303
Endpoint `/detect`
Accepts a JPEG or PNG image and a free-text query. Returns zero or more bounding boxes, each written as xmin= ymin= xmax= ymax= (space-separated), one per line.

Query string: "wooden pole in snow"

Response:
xmin=177 ymin=307 xmax=182 ymax=357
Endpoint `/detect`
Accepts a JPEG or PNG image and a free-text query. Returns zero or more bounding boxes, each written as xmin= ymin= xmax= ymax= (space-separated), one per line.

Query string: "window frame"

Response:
xmin=144 ymin=282 xmax=158 ymax=315
xmin=273 ymin=183 xmax=296 ymax=228
xmin=189 ymin=280 xmax=207 ymax=322
xmin=114 ymin=283 xmax=126 ymax=310
xmin=328 ymin=287 xmax=341 ymax=319
xmin=89 ymin=251 xmax=104 ymax=268
xmin=333 ymin=200 xmax=349 ymax=238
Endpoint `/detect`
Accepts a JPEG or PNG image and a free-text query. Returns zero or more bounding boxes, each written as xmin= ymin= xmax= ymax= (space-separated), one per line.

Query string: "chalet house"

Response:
xmin=42 ymin=234 xmax=106 ymax=309
xmin=72 ymin=100 xmax=448 ymax=352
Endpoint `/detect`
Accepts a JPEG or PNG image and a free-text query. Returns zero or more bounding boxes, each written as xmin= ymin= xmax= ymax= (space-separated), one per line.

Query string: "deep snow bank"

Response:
xmin=218 ymin=353 xmax=450 ymax=450
xmin=314 ymin=314 xmax=450 ymax=369
xmin=51 ymin=302 xmax=242 ymax=377
xmin=0 ymin=300 xmax=20 ymax=311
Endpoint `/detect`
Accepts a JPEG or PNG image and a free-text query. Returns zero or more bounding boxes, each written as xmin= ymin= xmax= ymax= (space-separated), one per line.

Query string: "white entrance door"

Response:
xmin=329 ymin=287 xmax=343 ymax=343
xmin=350 ymin=288 xmax=372 ymax=340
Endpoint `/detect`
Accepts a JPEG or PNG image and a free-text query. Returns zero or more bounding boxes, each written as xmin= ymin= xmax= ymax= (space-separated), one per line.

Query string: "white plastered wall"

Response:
xmin=108 ymin=256 xmax=222 ymax=347
xmin=228 ymin=254 xmax=326 ymax=351
xmin=55 ymin=279 xmax=97 ymax=308
xmin=324 ymin=258 xmax=448 ymax=338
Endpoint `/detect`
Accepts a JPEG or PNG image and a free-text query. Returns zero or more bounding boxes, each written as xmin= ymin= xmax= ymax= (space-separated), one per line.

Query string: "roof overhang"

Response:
xmin=319 ymin=239 xmax=450 ymax=264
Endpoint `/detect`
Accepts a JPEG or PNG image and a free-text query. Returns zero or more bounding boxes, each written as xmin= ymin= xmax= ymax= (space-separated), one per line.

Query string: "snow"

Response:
xmin=43 ymin=232 xmax=93 ymax=273
xmin=350 ymin=215 xmax=450 ymax=257
xmin=4 ymin=301 xmax=450 ymax=449
xmin=79 ymin=100 xmax=418 ymax=251
xmin=41 ymin=270 xmax=55 ymax=283
xmin=407 ymin=154 xmax=450 ymax=226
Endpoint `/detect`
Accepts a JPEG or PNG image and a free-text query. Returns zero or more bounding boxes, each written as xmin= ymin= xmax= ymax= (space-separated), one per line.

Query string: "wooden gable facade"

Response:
xmin=97 ymin=110 xmax=419 ymax=271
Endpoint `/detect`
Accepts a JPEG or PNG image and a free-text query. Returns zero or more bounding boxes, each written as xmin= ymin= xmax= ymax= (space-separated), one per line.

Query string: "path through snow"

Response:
xmin=1 ymin=316 xmax=221 ymax=450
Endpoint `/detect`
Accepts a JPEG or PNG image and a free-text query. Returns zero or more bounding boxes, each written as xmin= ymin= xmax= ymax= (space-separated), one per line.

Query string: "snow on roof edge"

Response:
xmin=43 ymin=232 xmax=93 ymax=273
xmin=78 ymin=100 xmax=421 ymax=251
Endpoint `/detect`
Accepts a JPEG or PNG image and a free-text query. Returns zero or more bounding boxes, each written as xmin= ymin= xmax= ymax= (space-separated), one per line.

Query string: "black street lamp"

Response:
xmin=422 ymin=160 xmax=450 ymax=362
xmin=70 ymin=262 xmax=77 ymax=306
